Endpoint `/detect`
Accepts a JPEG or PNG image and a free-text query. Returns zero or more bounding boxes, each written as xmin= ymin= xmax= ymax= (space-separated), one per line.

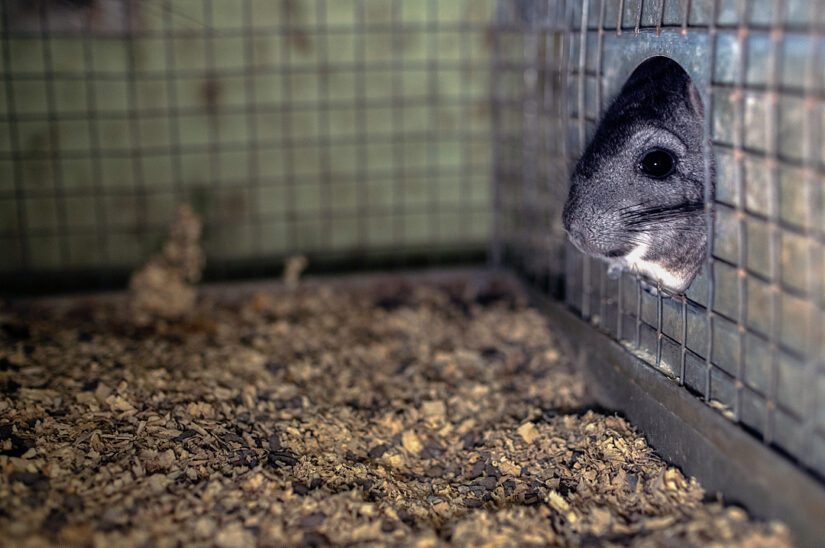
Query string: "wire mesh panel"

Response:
xmin=0 ymin=0 xmax=494 ymax=291
xmin=491 ymin=1 xmax=569 ymax=296
xmin=492 ymin=0 xmax=825 ymax=481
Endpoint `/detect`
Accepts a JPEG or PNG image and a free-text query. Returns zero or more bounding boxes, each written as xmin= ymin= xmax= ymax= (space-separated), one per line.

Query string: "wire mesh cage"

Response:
xmin=491 ymin=0 xmax=825 ymax=518
xmin=3 ymin=0 xmax=825 ymax=543
xmin=0 ymin=0 xmax=494 ymax=292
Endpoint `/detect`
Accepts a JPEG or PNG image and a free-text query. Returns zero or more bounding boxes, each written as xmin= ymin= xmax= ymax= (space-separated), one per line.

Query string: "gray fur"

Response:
xmin=562 ymin=56 xmax=713 ymax=294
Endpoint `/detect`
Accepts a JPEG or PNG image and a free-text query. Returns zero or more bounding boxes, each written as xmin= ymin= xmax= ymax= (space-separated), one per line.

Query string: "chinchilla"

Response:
xmin=562 ymin=56 xmax=713 ymax=294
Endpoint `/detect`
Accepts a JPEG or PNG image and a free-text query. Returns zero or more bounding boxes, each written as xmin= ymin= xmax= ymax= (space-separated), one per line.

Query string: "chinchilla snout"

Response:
xmin=562 ymin=191 xmax=633 ymax=258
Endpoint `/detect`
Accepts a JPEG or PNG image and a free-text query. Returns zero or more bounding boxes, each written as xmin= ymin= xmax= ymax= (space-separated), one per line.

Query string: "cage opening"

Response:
xmin=564 ymin=55 xmax=712 ymax=297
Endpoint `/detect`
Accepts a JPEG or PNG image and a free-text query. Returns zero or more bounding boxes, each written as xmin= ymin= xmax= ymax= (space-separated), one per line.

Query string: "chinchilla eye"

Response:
xmin=638 ymin=148 xmax=676 ymax=179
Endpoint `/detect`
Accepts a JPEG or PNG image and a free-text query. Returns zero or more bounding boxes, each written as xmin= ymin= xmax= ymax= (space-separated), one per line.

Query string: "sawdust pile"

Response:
xmin=129 ymin=204 xmax=204 ymax=324
xmin=0 ymin=277 xmax=790 ymax=546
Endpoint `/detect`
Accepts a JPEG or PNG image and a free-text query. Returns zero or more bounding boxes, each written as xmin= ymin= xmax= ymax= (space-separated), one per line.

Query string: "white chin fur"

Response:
xmin=614 ymin=242 xmax=688 ymax=292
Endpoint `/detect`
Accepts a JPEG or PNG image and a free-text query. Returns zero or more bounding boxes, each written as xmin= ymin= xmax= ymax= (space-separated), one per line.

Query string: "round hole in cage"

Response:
xmin=563 ymin=55 xmax=713 ymax=296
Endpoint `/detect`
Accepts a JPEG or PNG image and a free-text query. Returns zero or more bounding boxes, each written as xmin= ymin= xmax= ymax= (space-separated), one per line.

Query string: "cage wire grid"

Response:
xmin=0 ymin=0 xmax=495 ymax=291
xmin=491 ymin=0 xmax=825 ymax=481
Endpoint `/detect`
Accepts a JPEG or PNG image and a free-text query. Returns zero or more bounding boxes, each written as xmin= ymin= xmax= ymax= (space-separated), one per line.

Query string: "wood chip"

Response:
xmin=517 ymin=422 xmax=539 ymax=444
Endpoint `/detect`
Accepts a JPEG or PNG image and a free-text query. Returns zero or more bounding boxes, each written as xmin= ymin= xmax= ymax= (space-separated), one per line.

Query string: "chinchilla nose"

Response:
xmin=566 ymin=222 xmax=603 ymax=255
xmin=563 ymin=200 xmax=631 ymax=258
xmin=563 ymin=215 xmax=586 ymax=243
xmin=563 ymin=195 xmax=596 ymax=242
xmin=561 ymin=194 xmax=579 ymax=234
xmin=563 ymin=198 xmax=593 ymax=248
xmin=563 ymin=205 xmax=595 ymax=250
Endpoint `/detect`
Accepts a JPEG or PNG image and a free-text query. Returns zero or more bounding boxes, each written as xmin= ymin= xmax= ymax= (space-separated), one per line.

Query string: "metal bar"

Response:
xmin=763 ymin=0 xmax=782 ymax=446
xmin=732 ymin=0 xmax=749 ymax=423
xmin=279 ymin=2 xmax=298 ymax=255
xmin=124 ymin=0 xmax=148 ymax=254
xmin=38 ymin=2 xmax=70 ymax=267
xmin=596 ymin=0 xmax=608 ymax=328
xmin=0 ymin=59 xmax=495 ymax=84
xmin=0 ymin=204 xmax=490 ymax=235
xmin=2 ymin=21 xmax=518 ymax=40
xmin=202 ymin=0 xmax=225 ymax=274
xmin=354 ymin=0 xmax=368 ymax=260
xmin=703 ymin=0 xmax=719 ymax=403
xmin=578 ymin=0 xmax=590 ymax=319
xmin=799 ymin=0 xmax=824 ymax=470
xmin=458 ymin=0 xmax=471 ymax=247
xmin=82 ymin=8 xmax=110 ymax=284
xmin=489 ymin=4 xmax=503 ymax=267
xmin=0 ymin=5 xmax=28 ymax=272
xmin=243 ymin=0 xmax=262 ymax=257
xmin=427 ymin=0 xmax=440 ymax=259
xmin=0 ymin=129 xmax=492 ymax=160
xmin=316 ymin=0 xmax=332 ymax=252
xmin=391 ymin=0 xmax=406 ymax=253
xmin=521 ymin=8 xmax=537 ymax=282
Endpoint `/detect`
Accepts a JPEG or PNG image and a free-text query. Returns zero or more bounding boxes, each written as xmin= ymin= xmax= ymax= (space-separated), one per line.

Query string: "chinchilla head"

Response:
xmin=562 ymin=56 xmax=713 ymax=294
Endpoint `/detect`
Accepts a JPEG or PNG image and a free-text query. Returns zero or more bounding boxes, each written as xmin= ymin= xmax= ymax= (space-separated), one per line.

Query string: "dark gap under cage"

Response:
xmin=1 ymin=1 xmax=825 ymax=546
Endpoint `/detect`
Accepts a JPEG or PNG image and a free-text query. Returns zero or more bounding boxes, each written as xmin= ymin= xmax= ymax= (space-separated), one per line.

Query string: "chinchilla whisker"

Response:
xmin=661 ymin=228 xmax=706 ymax=234
xmin=633 ymin=203 xmax=704 ymax=216
xmin=615 ymin=200 xmax=655 ymax=211
xmin=617 ymin=236 xmax=649 ymax=247
xmin=622 ymin=203 xmax=705 ymax=225
xmin=616 ymin=198 xmax=660 ymax=212
xmin=625 ymin=215 xmax=704 ymax=227
xmin=626 ymin=221 xmax=705 ymax=232
xmin=614 ymin=200 xmax=658 ymax=215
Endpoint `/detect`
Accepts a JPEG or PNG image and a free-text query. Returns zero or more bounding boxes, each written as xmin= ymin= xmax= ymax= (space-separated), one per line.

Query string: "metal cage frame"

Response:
xmin=491 ymin=0 xmax=825 ymax=544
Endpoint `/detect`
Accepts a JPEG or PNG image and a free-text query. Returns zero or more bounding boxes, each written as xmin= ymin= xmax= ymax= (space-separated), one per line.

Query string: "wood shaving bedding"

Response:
xmin=0 ymin=277 xmax=790 ymax=547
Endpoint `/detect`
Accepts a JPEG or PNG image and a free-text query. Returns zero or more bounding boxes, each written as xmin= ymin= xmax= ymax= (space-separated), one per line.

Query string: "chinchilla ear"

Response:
xmin=687 ymin=80 xmax=704 ymax=117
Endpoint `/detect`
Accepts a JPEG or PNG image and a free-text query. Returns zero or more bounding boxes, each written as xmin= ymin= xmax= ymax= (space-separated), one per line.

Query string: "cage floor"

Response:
xmin=0 ymin=272 xmax=790 ymax=547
